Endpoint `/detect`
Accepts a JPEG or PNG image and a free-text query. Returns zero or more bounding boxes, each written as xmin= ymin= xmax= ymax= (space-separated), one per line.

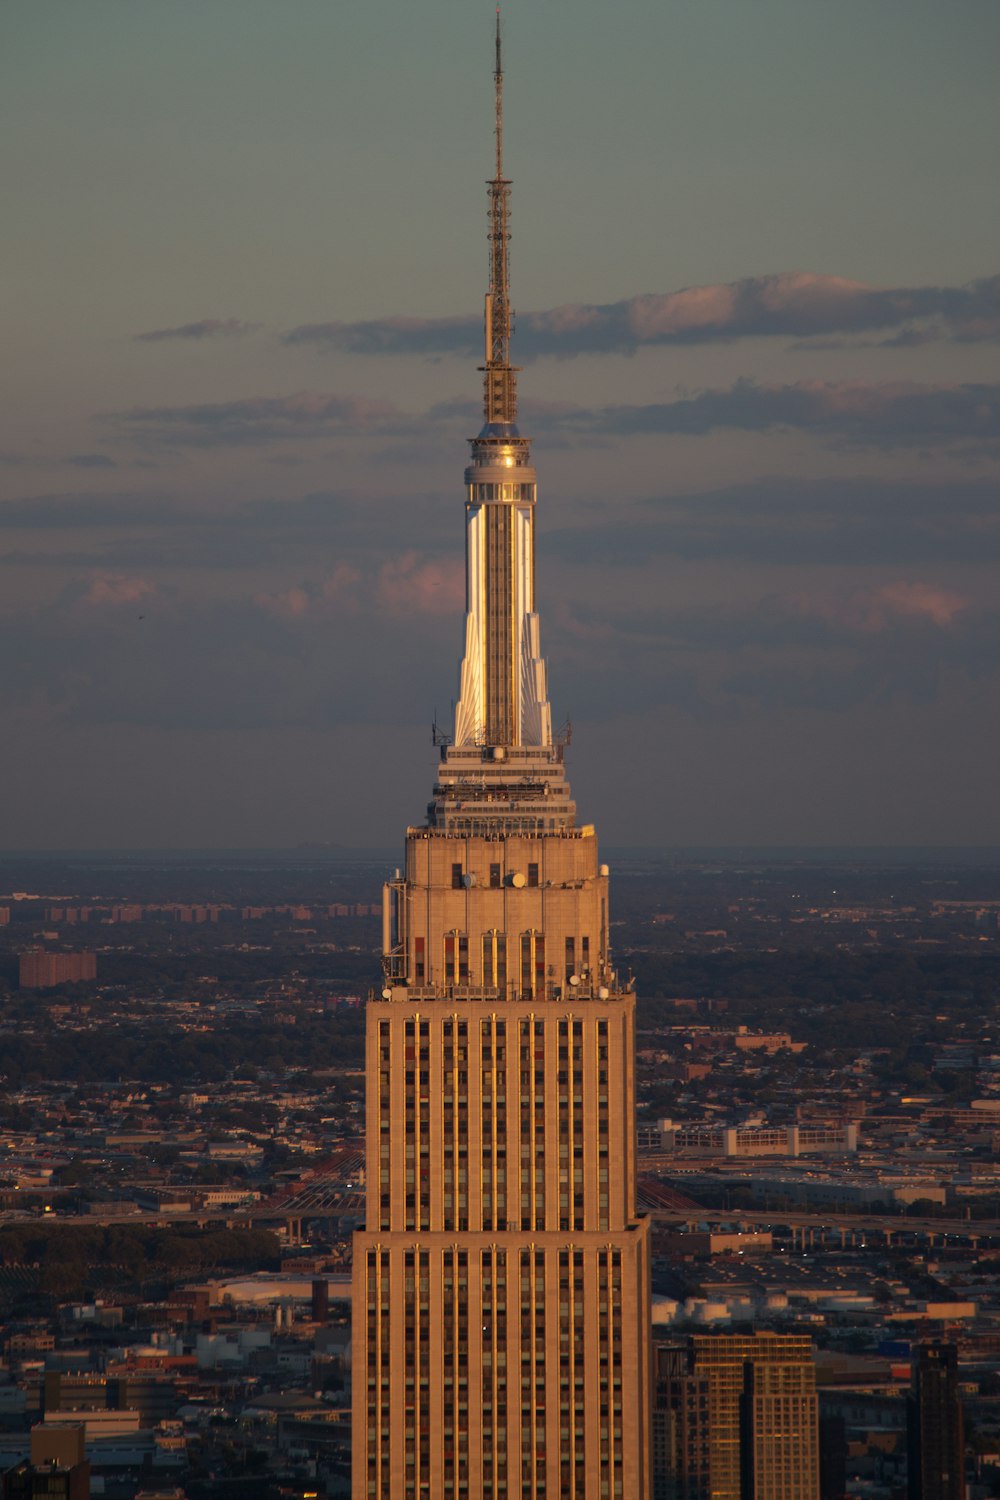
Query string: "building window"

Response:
xmin=414 ymin=936 xmax=425 ymax=982
xmin=452 ymin=863 xmax=464 ymax=890
xmin=527 ymin=862 xmax=539 ymax=887
xmin=483 ymin=931 xmax=507 ymax=988
xmin=490 ymin=863 xmax=501 ymax=888
xmin=519 ymin=931 xmax=544 ymax=999
xmin=444 ymin=932 xmax=469 ymax=984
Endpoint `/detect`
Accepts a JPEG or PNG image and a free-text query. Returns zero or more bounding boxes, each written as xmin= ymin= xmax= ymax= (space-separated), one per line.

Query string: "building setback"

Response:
xmin=351 ymin=19 xmax=652 ymax=1500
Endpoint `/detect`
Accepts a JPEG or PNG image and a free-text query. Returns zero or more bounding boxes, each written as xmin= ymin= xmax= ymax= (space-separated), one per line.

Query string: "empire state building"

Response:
xmin=353 ymin=22 xmax=652 ymax=1499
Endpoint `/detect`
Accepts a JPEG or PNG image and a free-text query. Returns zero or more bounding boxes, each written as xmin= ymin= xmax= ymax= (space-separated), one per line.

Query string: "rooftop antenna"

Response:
xmin=481 ymin=7 xmax=518 ymax=425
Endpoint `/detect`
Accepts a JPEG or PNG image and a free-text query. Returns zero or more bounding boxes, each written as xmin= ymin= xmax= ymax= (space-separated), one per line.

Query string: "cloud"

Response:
xmin=541 ymin=587 xmax=1000 ymax=722
xmin=253 ymin=583 xmax=312 ymax=619
xmin=96 ymin=376 xmax=1000 ymax=459
xmin=134 ymin=318 xmax=259 ymax=343
xmin=65 ymin=453 xmax=116 ymax=469
xmin=284 ymin=271 xmax=1000 ymax=359
xmin=0 ymin=576 xmax=459 ymax=733
xmin=375 ymin=553 xmax=464 ymax=616
xmin=80 ymin=572 xmax=157 ymax=607
xmin=3 ymin=469 xmax=998 ymax=597
xmin=0 ymin=485 xmax=457 ymax=584
xmin=0 ymin=490 xmax=191 ymax=531
xmin=548 ymin=476 xmax=1000 ymax=570
xmin=103 ymin=391 xmax=409 ymax=448
xmin=795 ymin=582 xmax=968 ymax=634
xmin=542 ymin=377 xmax=1000 ymax=452
xmin=254 ymin=563 xmax=362 ymax=618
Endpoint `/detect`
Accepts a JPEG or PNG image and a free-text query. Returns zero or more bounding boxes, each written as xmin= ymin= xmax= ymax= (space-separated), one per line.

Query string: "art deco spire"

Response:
xmin=453 ymin=13 xmax=552 ymax=750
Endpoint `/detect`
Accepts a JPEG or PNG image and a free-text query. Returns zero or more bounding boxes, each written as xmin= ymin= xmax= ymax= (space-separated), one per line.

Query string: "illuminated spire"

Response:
xmin=482 ymin=8 xmax=518 ymax=425
xmin=453 ymin=16 xmax=551 ymax=751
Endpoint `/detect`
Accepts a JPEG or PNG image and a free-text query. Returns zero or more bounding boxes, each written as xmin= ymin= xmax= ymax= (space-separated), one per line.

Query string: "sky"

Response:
xmin=3 ymin=0 xmax=1000 ymax=850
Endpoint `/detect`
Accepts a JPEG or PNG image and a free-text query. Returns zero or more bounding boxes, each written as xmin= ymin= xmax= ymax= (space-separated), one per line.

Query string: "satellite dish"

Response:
xmin=510 ymin=872 xmax=526 ymax=889
xmin=568 ymin=974 xmax=580 ymax=987
xmin=462 ymin=873 xmax=477 ymax=888
xmin=598 ymin=986 xmax=609 ymax=1000
xmin=381 ymin=988 xmax=392 ymax=1000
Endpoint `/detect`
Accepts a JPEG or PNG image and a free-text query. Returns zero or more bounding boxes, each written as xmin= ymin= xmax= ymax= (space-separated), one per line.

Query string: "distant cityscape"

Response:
xmin=0 ymin=851 xmax=997 ymax=1496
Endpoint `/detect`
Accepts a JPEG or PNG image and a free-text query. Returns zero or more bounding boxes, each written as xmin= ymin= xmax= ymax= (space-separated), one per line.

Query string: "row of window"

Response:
xmin=383 ymin=1018 xmax=606 ymax=1039
xmin=365 ymin=1246 xmax=626 ymax=1494
xmin=417 ymin=930 xmax=592 ymax=986
xmin=468 ymin=483 xmax=534 ymax=502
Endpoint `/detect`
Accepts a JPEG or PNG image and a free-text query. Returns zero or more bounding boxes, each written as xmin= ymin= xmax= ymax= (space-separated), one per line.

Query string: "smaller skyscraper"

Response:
xmin=907 ymin=1343 xmax=965 ymax=1500
xmin=818 ymin=1412 xmax=847 ymax=1500
xmin=689 ymin=1333 xmax=819 ymax=1500
xmin=653 ymin=1334 xmax=820 ymax=1500
xmin=653 ymin=1343 xmax=711 ymax=1500
xmin=740 ymin=1362 xmax=820 ymax=1500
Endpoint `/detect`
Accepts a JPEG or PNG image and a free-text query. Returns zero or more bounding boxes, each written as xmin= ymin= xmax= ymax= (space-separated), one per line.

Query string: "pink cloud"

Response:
xmin=255 ymin=585 xmax=312 ymax=619
xmin=321 ymin=563 xmax=362 ymax=601
xmin=375 ymin=553 xmax=464 ymax=616
xmin=799 ymin=582 xmax=967 ymax=633
xmin=83 ymin=573 xmax=156 ymax=607
xmin=255 ymin=564 xmax=362 ymax=619
xmin=875 ymin=581 xmax=967 ymax=627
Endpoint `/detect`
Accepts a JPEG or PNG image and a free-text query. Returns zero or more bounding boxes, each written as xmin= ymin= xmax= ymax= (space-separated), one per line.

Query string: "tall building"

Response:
xmin=686 ymin=1334 xmax=819 ymax=1500
xmin=740 ymin=1362 xmax=820 ymax=1500
xmin=3 ymin=1425 xmax=90 ymax=1500
xmin=352 ymin=20 xmax=652 ymax=1500
xmin=907 ymin=1343 xmax=965 ymax=1500
xmin=652 ymin=1344 xmax=711 ymax=1500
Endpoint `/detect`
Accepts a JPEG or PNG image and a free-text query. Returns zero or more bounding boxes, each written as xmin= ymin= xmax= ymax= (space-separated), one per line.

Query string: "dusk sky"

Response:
xmin=4 ymin=0 xmax=1000 ymax=850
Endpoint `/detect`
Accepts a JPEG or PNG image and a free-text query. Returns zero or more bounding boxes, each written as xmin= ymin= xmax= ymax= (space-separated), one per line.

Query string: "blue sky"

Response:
xmin=3 ymin=0 xmax=1000 ymax=847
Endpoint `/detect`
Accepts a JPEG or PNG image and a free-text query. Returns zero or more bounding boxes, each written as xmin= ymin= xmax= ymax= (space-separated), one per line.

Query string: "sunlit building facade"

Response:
xmin=352 ymin=20 xmax=651 ymax=1500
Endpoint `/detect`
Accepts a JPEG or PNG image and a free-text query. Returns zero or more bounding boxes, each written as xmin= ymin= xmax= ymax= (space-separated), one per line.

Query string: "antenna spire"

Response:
xmin=481 ymin=8 xmax=517 ymax=425
xmin=495 ymin=7 xmax=503 ymax=182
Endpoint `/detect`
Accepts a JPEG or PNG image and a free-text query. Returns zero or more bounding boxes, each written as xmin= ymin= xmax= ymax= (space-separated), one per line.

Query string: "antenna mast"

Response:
xmin=482 ymin=9 xmax=518 ymax=425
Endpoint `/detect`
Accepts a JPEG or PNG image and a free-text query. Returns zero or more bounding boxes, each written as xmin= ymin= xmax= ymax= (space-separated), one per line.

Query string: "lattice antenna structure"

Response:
xmin=481 ymin=9 xmax=519 ymax=424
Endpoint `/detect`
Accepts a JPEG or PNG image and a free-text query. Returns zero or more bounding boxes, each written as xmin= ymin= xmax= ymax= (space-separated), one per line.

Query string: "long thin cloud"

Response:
xmin=285 ymin=271 xmax=1000 ymax=359
xmin=102 ymin=392 xmax=410 ymax=448
xmin=94 ymin=378 xmax=1000 ymax=453
xmin=135 ymin=319 xmax=259 ymax=343
xmin=546 ymin=378 xmax=1000 ymax=451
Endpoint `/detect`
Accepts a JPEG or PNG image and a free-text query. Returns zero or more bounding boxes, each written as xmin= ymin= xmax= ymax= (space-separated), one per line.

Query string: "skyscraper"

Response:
xmin=352 ymin=20 xmax=652 ymax=1500
xmin=652 ymin=1344 xmax=711 ymax=1500
xmin=907 ymin=1343 xmax=965 ymax=1500
xmin=686 ymin=1334 xmax=819 ymax=1500
xmin=740 ymin=1362 xmax=820 ymax=1500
